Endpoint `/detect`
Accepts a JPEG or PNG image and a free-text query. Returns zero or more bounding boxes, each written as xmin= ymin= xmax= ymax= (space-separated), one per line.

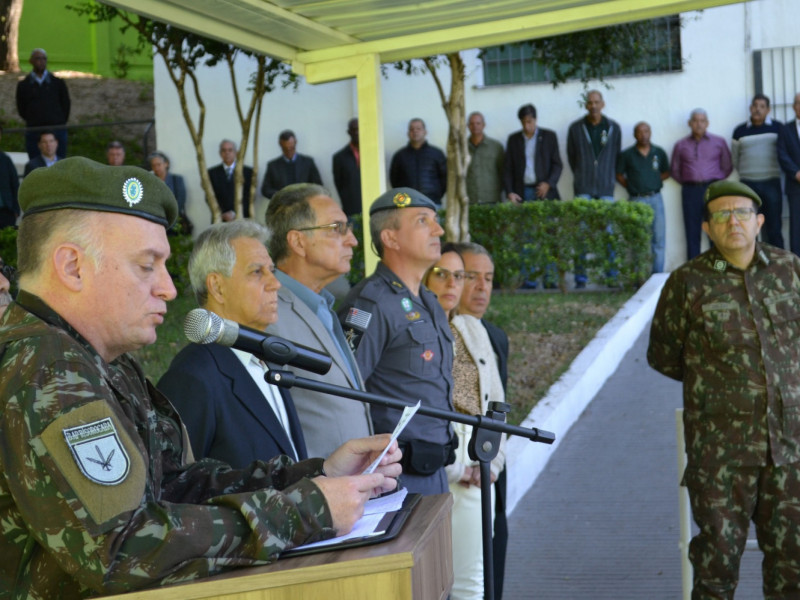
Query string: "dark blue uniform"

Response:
xmin=339 ymin=262 xmax=454 ymax=495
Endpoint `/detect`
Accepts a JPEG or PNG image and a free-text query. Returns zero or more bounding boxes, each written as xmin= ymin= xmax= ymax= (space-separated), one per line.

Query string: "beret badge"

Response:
xmin=393 ymin=192 xmax=411 ymax=207
xmin=123 ymin=178 xmax=143 ymax=207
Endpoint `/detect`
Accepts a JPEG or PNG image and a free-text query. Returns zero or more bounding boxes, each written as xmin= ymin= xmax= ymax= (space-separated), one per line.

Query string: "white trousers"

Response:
xmin=449 ymin=477 xmax=495 ymax=600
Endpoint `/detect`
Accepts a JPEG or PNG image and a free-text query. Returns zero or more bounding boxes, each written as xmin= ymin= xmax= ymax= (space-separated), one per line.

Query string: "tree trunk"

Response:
xmin=426 ymin=53 xmax=470 ymax=242
xmin=158 ymin=49 xmax=219 ymax=223
xmin=0 ymin=0 xmax=23 ymax=72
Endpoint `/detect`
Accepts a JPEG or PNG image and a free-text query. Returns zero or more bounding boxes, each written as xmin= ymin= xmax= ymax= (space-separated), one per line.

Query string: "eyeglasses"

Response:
xmin=709 ymin=207 xmax=756 ymax=224
xmin=463 ymin=271 xmax=494 ymax=284
xmin=296 ymin=221 xmax=353 ymax=236
xmin=0 ymin=262 xmax=16 ymax=282
xmin=430 ymin=267 xmax=465 ymax=282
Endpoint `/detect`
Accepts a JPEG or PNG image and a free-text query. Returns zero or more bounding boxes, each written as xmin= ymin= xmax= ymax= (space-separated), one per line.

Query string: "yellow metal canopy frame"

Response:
xmin=103 ymin=0 xmax=741 ymax=271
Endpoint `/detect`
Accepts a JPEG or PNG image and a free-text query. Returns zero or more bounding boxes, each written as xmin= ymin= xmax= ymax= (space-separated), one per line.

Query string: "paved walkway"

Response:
xmin=503 ymin=327 xmax=764 ymax=599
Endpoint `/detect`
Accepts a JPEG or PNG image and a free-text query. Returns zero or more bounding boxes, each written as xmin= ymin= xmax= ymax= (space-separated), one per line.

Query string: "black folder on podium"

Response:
xmin=280 ymin=492 xmax=421 ymax=558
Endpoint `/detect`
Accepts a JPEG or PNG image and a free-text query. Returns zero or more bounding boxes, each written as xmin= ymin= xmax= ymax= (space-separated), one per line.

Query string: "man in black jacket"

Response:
xmin=16 ymin=49 xmax=70 ymax=160
xmin=390 ymin=119 xmax=447 ymax=206
xmin=332 ymin=118 xmax=362 ymax=217
xmin=504 ymin=103 xmax=562 ymax=202
xmin=207 ymin=139 xmax=254 ymax=221
xmin=262 ymin=130 xmax=322 ymax=199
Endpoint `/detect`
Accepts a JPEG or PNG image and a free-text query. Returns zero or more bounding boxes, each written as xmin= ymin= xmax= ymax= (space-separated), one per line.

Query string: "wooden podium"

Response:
xmin=103 ymin=494 xmax=453 ymax=600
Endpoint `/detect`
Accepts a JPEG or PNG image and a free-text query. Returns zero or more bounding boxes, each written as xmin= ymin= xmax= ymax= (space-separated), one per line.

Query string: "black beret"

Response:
xmin=369 ymin=187 xmax=438 ymax=215
xmin=19 ymin=156 xmax=178 ymax=227
xmin=704 ymin=180 xmax=762 ymax=207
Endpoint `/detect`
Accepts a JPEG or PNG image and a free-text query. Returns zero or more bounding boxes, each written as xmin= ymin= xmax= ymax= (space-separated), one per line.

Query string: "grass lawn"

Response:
xmin=136 ymin=287 xmax=634 ymax=426
xmin=483 ymin=290 xmax=632 ymax=425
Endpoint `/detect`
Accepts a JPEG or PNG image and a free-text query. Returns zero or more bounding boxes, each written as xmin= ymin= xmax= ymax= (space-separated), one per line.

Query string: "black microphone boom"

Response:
xmin=184 ymin=308 xmax=332 ymax=375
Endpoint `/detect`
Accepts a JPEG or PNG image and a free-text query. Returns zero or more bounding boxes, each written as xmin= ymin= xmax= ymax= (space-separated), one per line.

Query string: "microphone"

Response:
xmin=184 ymin=308 xmax=332 ymax=375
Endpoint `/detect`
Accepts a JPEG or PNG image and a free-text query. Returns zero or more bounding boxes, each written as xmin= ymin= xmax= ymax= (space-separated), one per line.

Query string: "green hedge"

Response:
xmin=347 ymin=199 xmax=653 ymax=290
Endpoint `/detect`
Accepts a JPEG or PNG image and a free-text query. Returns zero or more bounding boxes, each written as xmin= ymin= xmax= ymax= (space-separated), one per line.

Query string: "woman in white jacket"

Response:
xmin=424 ymin=243 xmax=506 ymax=600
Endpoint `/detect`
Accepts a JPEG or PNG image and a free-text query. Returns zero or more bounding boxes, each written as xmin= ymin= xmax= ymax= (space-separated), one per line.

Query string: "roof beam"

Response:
xmin=101 ymin=0 xmax=302 ymax=60
xmin=294 ymin=0 xmax=740 ymax=67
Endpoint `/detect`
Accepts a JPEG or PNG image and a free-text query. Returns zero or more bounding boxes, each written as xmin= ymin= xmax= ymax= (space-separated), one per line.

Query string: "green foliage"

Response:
xmin=347 ymin=215 xmax=366 ymax=285
xmin=166 ymin=233 xmax=194 ymax=296
xmin=469 ymin=199 xmax=653 ymax=290
xmin=344 ymin=200 xmax=651 ymax=291
xmin=0 ymin=227 xmax=17 ymax=269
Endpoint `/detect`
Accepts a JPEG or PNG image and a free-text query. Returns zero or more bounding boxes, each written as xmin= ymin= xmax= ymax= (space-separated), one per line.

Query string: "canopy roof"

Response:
xmin=104 ymin=0 xmax=739 ymax=71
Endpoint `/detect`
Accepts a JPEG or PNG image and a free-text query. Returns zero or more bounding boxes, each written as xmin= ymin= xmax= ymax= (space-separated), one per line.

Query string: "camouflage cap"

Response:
xmin=19 ymin=156 xmax=178 ymax=228
xmin=704 ymin=180 xmax=762 ymax=207
xmin=369 ymin=187 xmax=437 ymax=215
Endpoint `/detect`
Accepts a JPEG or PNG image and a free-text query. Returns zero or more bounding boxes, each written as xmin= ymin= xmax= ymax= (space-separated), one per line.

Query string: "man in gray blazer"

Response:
xmin=265 ymin=183 xmax=373 ymax=457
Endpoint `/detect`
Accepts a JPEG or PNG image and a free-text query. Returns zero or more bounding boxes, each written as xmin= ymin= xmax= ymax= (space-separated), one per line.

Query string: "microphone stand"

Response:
xmin=264 ymin=367 xmax=555 ymax=600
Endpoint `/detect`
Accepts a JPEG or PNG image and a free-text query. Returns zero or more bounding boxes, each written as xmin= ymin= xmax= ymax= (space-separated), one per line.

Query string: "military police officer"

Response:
xmin=0 ymin=157 xmax=400 ymax=597
xmin=339 ymin=187 xmax=456 ymax=496
xmin=648 ymin=180 xmax=800 ymax=598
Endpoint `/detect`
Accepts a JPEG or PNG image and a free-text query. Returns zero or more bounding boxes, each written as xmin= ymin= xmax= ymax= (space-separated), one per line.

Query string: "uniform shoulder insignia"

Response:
xmin=39 ymin=400 xmax=145 ymax=526
xmin=344 ymin=307 xmax=372 ymax=331
xmin=63 ymin=417 xmax=130 ymax=485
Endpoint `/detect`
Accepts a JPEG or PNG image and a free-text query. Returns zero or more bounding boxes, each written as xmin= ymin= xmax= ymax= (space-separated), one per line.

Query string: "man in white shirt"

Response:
xmin=158 ymin=220 xmax=307 ymax=466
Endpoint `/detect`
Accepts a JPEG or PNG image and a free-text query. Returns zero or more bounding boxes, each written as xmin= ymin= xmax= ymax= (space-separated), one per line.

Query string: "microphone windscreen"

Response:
xmin=184 ymin=308 xmax=223 ymax=344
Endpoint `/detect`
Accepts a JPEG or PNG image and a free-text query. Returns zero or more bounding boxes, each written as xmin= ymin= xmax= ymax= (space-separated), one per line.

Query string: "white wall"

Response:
xmin=154 ymin=0 xmax=797 ymax=271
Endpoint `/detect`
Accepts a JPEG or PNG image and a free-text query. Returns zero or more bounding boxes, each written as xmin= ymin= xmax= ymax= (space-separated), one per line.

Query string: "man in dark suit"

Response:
xmin=158 ymin=220 xmax=307 ymax=467
xmin=23 ymin=131 xmax=59 ymax=177
xmin=207 ymin=139 xmax=254 ymax=221
xmin=778 ymin=92 xmax=800 ymax=256
xmin=504 ymin=103 xmax=562 ymax=202
xmin=455 ymin=241 xmax=510 ymax=600
xmin=332 ymin=118 xmax=362 ymax=217
xmin=262 ymin=130 xmax=322 ymax=199
xmin=0 ymin=124 xmax=20 ymax=229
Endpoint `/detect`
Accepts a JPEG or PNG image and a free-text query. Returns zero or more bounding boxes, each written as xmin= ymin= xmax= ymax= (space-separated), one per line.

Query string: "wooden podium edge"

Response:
xmin=100 ymin=494 xmax=452 ymax=600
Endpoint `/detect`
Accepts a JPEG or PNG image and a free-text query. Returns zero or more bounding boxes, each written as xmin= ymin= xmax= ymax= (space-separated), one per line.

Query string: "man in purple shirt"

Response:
xmin=671 ymin=109 xmax=733 ymax=260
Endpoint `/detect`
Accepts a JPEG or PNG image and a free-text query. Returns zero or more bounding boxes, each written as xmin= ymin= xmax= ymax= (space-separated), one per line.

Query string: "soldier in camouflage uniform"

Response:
xmin=0 ymin=157 xmax=400 ymax=598
xmin=648 ymin=180 xmax=800 ymax=599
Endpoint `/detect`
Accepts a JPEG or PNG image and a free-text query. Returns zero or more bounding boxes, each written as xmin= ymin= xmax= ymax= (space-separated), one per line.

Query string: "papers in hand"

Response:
xmin=291 ymin=488 xmax=409 ymax=551
xmin=362 ymin=400 xmax=420 ymax=475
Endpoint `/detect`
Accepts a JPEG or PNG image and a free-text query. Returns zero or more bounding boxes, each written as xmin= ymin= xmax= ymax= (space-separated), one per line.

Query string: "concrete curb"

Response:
xmin=506 ymin=273 xmax=669 ymax=515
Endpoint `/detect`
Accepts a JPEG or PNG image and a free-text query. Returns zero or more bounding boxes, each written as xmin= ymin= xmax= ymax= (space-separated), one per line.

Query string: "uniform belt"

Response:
xmin=631 ymin=191 xmax=659 ymax=198
xmin=398 ymin=434 xmax=458 ymax=476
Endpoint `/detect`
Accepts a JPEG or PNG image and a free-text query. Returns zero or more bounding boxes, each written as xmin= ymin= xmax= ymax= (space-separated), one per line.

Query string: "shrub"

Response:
xmin=347 ymin=199 xmax=653 ymax=291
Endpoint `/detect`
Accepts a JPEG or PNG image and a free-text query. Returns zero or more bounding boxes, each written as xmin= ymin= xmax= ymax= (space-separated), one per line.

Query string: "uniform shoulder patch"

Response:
xmin=344 ymin=307 xmax=372 ymax=331
xmin=39 ymin=401 xmax=146 ymax=525
xmin=63 ymin=418 xmax=130 ymax=485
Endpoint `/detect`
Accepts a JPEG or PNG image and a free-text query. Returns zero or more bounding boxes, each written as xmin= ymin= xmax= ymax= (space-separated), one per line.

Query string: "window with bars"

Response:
xmin=481 ymin=15 xmax=682 ymax=87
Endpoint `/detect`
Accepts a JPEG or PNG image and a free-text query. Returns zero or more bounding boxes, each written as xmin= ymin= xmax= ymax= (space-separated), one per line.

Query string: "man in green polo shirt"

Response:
xmin=616 ymin=121 xmax=670 ymax=273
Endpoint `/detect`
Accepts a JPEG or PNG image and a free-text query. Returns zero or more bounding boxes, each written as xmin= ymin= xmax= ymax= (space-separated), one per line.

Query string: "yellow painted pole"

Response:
xmin=354 ymin=54 xmax=384 ymax=276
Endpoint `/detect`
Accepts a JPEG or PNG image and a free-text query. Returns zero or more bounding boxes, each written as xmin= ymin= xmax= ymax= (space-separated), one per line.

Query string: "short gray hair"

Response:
xmin=265 ymin=183 xmax=330 ymax=263
xmin=369 ymin=209 xmax=401 ymax=258
xmin=189 ymin=220 xmax=269 ymax=306
xmin=17 ymin=210 xmax=103 ymax=283
xmin=450 ymin=241 xmax=493 ymax=263
xmin=689 ymin=108 xmax=707 ymax=120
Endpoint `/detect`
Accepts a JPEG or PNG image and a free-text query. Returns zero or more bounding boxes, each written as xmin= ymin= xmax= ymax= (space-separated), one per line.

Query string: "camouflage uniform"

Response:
xmin=0 ymin=292 xmax=335 ymax=599
xmin=648 ymin=244 xmax=800 ymax=599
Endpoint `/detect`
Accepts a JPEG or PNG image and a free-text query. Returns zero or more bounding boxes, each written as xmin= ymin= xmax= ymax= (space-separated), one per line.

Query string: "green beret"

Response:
xmin=19 ymin=156 xmax=178 ymax=228
xmin=704 ymin=180 xmax=762 ymax=207
xmin=369 ymin=187 xmax=438 ymax=215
